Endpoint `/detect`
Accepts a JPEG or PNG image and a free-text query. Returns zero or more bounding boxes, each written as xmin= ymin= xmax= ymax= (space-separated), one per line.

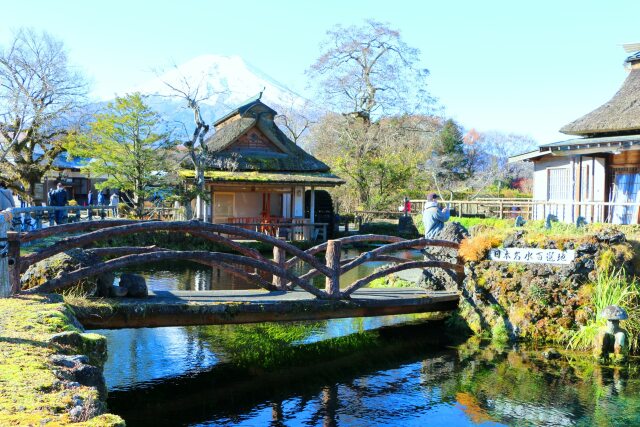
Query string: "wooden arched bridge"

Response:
xmin=4 ymin=220 xmax=462 ymax=329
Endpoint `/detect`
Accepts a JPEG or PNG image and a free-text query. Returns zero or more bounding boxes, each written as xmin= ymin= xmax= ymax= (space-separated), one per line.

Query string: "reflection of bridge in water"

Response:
xmin=4 ymin=220 xmax=462 ymax=328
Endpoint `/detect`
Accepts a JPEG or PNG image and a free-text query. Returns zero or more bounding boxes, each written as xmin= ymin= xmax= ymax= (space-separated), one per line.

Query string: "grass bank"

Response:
xmin=0 ymin=295 xmax=123 ymax=426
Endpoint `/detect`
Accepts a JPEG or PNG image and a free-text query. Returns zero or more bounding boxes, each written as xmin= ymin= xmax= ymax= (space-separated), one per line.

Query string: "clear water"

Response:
xmin=117 ymin=248 xmax=423 ymax=291
xmin=100 ymin=258 xmax=640 ymax=427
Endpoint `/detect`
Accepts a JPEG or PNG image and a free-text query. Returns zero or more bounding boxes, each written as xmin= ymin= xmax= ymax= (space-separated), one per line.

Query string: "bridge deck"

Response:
xmin=73 ymin=288 xmax=459 ymax=329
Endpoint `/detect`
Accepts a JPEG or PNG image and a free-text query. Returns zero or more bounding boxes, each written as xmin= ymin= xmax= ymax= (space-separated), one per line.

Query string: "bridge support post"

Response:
xmin=0 ymin=212 xmax=10 ymax=297
xmin=325 ymin=239 xmax=341 ymax=297
xmin=272 ymin=229 xmax=288 ymax=290
xmin=8 ymin=236 xmax=20 ymax=294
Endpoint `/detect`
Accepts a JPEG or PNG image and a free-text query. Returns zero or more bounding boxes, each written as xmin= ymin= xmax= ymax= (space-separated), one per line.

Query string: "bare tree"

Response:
xmin=463 ymin=131 xmax=536 ymax=198
xmin=308 ymin=20 xmax=433 ymax=123
xmin=154 ymin=66 xmax=224 ymax=219
xmin=273 ymin=93 xmax=319 ymax=146
xmin=310 ymin=113 xmax=437 ymax=212
xmin=0 ymin=29 xmax=87 ymax=202
xmin=307 ymin=20 xmax=435 ymax=211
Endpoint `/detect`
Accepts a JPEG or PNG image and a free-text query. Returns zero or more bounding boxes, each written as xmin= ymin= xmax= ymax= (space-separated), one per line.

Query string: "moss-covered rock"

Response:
xmin=21 ymin=248 xmax=114 ymax=294
xmin=456 ymin=229 xmax=637 ymax=346
xmin=0 ymin=295 xmax=123 ymax=425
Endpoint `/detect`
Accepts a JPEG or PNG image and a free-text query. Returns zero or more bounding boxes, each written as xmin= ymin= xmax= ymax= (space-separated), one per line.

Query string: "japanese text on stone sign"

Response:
xmin=488 ymin=248 xmax=575 ymax=265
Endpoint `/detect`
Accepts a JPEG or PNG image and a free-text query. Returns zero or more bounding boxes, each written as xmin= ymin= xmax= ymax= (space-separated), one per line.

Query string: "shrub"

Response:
xmin=568 ymin=269 xmax=640 ymax=353
xmin=459 ymin=232 xmax=503 ymax=262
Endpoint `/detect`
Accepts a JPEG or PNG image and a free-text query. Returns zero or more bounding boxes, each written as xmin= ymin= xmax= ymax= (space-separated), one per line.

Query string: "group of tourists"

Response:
xmin=47 ymin=183 xmax=120 ymax=224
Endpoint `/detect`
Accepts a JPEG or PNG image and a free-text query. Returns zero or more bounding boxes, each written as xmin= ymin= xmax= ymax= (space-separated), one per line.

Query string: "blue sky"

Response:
xmin=2 ymin=0 xmax=639 ymax=144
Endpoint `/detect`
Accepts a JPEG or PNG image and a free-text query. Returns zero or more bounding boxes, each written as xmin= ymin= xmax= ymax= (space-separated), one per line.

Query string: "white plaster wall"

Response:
xmin=593 ymin=157 xmax=606 ymax=202
xmin=532 ymin=156 xmax=574 ymax=222
xmin=282 ymin=193 xmax=291 ymax=218
xmin=293 ymin=186 xmax=305 ymax=217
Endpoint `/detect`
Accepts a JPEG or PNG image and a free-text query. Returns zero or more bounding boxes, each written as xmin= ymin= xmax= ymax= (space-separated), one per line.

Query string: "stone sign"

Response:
xmin=488 ymin=247 xmax=575 ymax=265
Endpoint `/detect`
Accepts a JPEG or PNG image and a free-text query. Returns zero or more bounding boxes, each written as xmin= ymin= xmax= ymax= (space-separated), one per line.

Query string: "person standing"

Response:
xmin=109 ymin=191 xmax=119 ymax=217
xmin=422 ymin=193 xmax=450 ymax=238
xmin=0 ymin=182 xmax=15 ymax=211
xmin=87 ymin=190 xmax=95 ymax=206
xmin=48 ymin=182 xmax=69 ymax=224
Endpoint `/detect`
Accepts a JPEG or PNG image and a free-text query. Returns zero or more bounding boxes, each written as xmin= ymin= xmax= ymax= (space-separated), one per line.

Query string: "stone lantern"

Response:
xmin=593 ymin=305 xmax=629 ymax=363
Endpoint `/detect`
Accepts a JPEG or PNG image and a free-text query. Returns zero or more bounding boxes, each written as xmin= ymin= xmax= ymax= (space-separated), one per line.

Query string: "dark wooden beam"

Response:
xmin=71 ymin=288 xmax=459 ymax=329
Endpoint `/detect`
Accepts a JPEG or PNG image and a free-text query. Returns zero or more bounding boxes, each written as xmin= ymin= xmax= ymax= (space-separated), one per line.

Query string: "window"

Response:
xmin=580 ymin=165 xmax=591 ymax=201
xmin=611 ymin=170 xmax=640 ymax=224
xmin=213 ymin=193 xmax=234 ymax=218
xmin=547 ymin=168 xmax=571 ymax=200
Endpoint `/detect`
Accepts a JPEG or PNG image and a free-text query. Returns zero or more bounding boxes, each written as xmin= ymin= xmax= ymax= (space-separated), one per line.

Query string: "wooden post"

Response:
xmin=499 ymin=200 xmax=504 ymax=219
xmin=7 ymin=234 xmax=20 ymax=295
xmin=310 ymin=187 xmax=316 ymax=224
xmin=325 ymin=239 xmax=341 ymax=297
xmin=272 ymin=229 xmax=287 ymax=290
xmin=0 ymin=213 xmax=10 ymax=297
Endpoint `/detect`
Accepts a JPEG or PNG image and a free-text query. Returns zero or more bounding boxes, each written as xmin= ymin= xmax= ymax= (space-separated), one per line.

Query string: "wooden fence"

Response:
xmin=408 ymin=198 xmax=640 ymax=224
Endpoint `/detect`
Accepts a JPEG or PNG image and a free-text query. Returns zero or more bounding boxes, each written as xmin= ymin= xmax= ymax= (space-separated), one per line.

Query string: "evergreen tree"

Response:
xmin=434 ymin=119 xmax=468 ymax=180
xmin=66 ymin=93 xmax=172 ymax=218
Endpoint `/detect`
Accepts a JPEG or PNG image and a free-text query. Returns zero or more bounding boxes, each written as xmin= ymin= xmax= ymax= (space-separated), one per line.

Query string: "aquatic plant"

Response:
xmin=568 ymin=269 xmax=640 ymax=353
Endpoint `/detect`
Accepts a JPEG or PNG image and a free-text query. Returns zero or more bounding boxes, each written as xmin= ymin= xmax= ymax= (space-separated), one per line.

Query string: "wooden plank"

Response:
xmin=72 ymin=288 xmax=459 ymax=329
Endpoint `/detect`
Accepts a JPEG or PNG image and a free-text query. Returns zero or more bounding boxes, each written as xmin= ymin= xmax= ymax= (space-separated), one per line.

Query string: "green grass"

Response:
xmin=568 ymin=269 xmax=640 ymax=353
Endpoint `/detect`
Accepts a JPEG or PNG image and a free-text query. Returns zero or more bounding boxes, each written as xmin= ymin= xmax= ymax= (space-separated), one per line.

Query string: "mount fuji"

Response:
xmin=126 ymin=54 xmax=310 ymax=129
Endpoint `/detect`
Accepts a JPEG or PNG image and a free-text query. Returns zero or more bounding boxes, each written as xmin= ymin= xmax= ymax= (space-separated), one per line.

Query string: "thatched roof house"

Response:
xmin=510 ymin=49 xmax=640 ymax=224
xmin=199 ymin=96 xmax=343 ymax=186
xmin=184 ymin=95 xmax=344 ymax=237
xmin=561 ymin=53 xmax=640 ymax=136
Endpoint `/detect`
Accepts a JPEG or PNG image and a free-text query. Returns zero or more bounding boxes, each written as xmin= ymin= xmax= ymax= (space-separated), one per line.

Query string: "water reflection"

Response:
xmin=105 ymin=325 xmax=640 ymax=427
xmin=120 ymin=248 xmax=422 ymax=291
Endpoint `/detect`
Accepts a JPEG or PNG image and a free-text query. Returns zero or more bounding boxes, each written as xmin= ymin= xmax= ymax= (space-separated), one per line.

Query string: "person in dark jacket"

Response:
xmin=48 ymin=182 xmax=69 ymax=224
xmin=422 ymin=193 xmax=450 ymax=238
xmin=87 ymin=190 xmax=95 ymax=206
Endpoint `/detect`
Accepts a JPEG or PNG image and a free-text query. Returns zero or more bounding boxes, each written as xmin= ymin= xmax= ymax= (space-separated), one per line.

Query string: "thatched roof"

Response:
xmin=180 ymin=170 xmax=345 ymax=186
xmin=561 ymin=67 xmax=640 ymax=136
xmin=213 ymin=94 xmax=277 ymax=128
xmin=203 ymin=100 xmax=331 ymax=173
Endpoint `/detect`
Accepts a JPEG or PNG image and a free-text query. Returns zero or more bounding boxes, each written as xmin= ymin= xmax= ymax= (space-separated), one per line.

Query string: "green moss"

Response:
xmin=491 ymin=321 xmax=510 ymax=344
xmin=369 ymin=275 xmax=414 ymax=288
xmin=0 ymin=295 xmax=123 ymax=426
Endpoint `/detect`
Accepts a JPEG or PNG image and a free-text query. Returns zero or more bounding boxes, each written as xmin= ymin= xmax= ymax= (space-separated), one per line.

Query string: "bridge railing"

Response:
xmin=8 ymin=205 xmax=121 ymax=232
xmin=4 ymin=219 xmax=463 ymax=300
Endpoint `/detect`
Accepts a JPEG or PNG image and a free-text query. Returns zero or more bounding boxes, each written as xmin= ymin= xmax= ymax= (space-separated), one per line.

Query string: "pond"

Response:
xmin=115 ymin=248 xmax=423 ymax=291
xmin=99 ymin=255 xmax=640 ymax=427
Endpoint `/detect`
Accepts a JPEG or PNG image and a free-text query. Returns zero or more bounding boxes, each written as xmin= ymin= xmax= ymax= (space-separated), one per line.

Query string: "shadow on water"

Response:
xmin=107 ymin=319 xmax=464 ymax=427
xmin=105 ymin=321 xmax=640 ymax=427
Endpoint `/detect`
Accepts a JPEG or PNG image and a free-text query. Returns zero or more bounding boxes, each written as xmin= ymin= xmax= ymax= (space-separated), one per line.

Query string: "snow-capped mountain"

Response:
xmin=128 ymin=54 xmax=308 ymax=127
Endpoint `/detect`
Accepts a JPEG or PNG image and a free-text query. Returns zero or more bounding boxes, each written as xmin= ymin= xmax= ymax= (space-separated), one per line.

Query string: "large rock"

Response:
xmin=416 ymin=222 xmax=469 ymax=291
xmin=457 ymin=230 xmax=636 ymax=344
xmin=21 ymin=249 xmax=114 ymax=295
xmin=49 ymin=331 xmax=108 ymax=367
xmin=118 ymin=273 xmax=148 ymax=297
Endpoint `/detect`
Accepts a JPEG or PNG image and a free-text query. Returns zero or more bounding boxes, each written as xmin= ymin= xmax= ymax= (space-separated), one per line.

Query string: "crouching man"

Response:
xmin=422 ymin=192 xmax=450 ymax=238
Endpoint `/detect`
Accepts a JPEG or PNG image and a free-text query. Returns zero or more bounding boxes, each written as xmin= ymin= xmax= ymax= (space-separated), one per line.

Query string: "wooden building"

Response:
xmin=186 ymin=95 xmax=344 ymax=238
xmin=511 ymin=48 xmax=640 ymax=224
